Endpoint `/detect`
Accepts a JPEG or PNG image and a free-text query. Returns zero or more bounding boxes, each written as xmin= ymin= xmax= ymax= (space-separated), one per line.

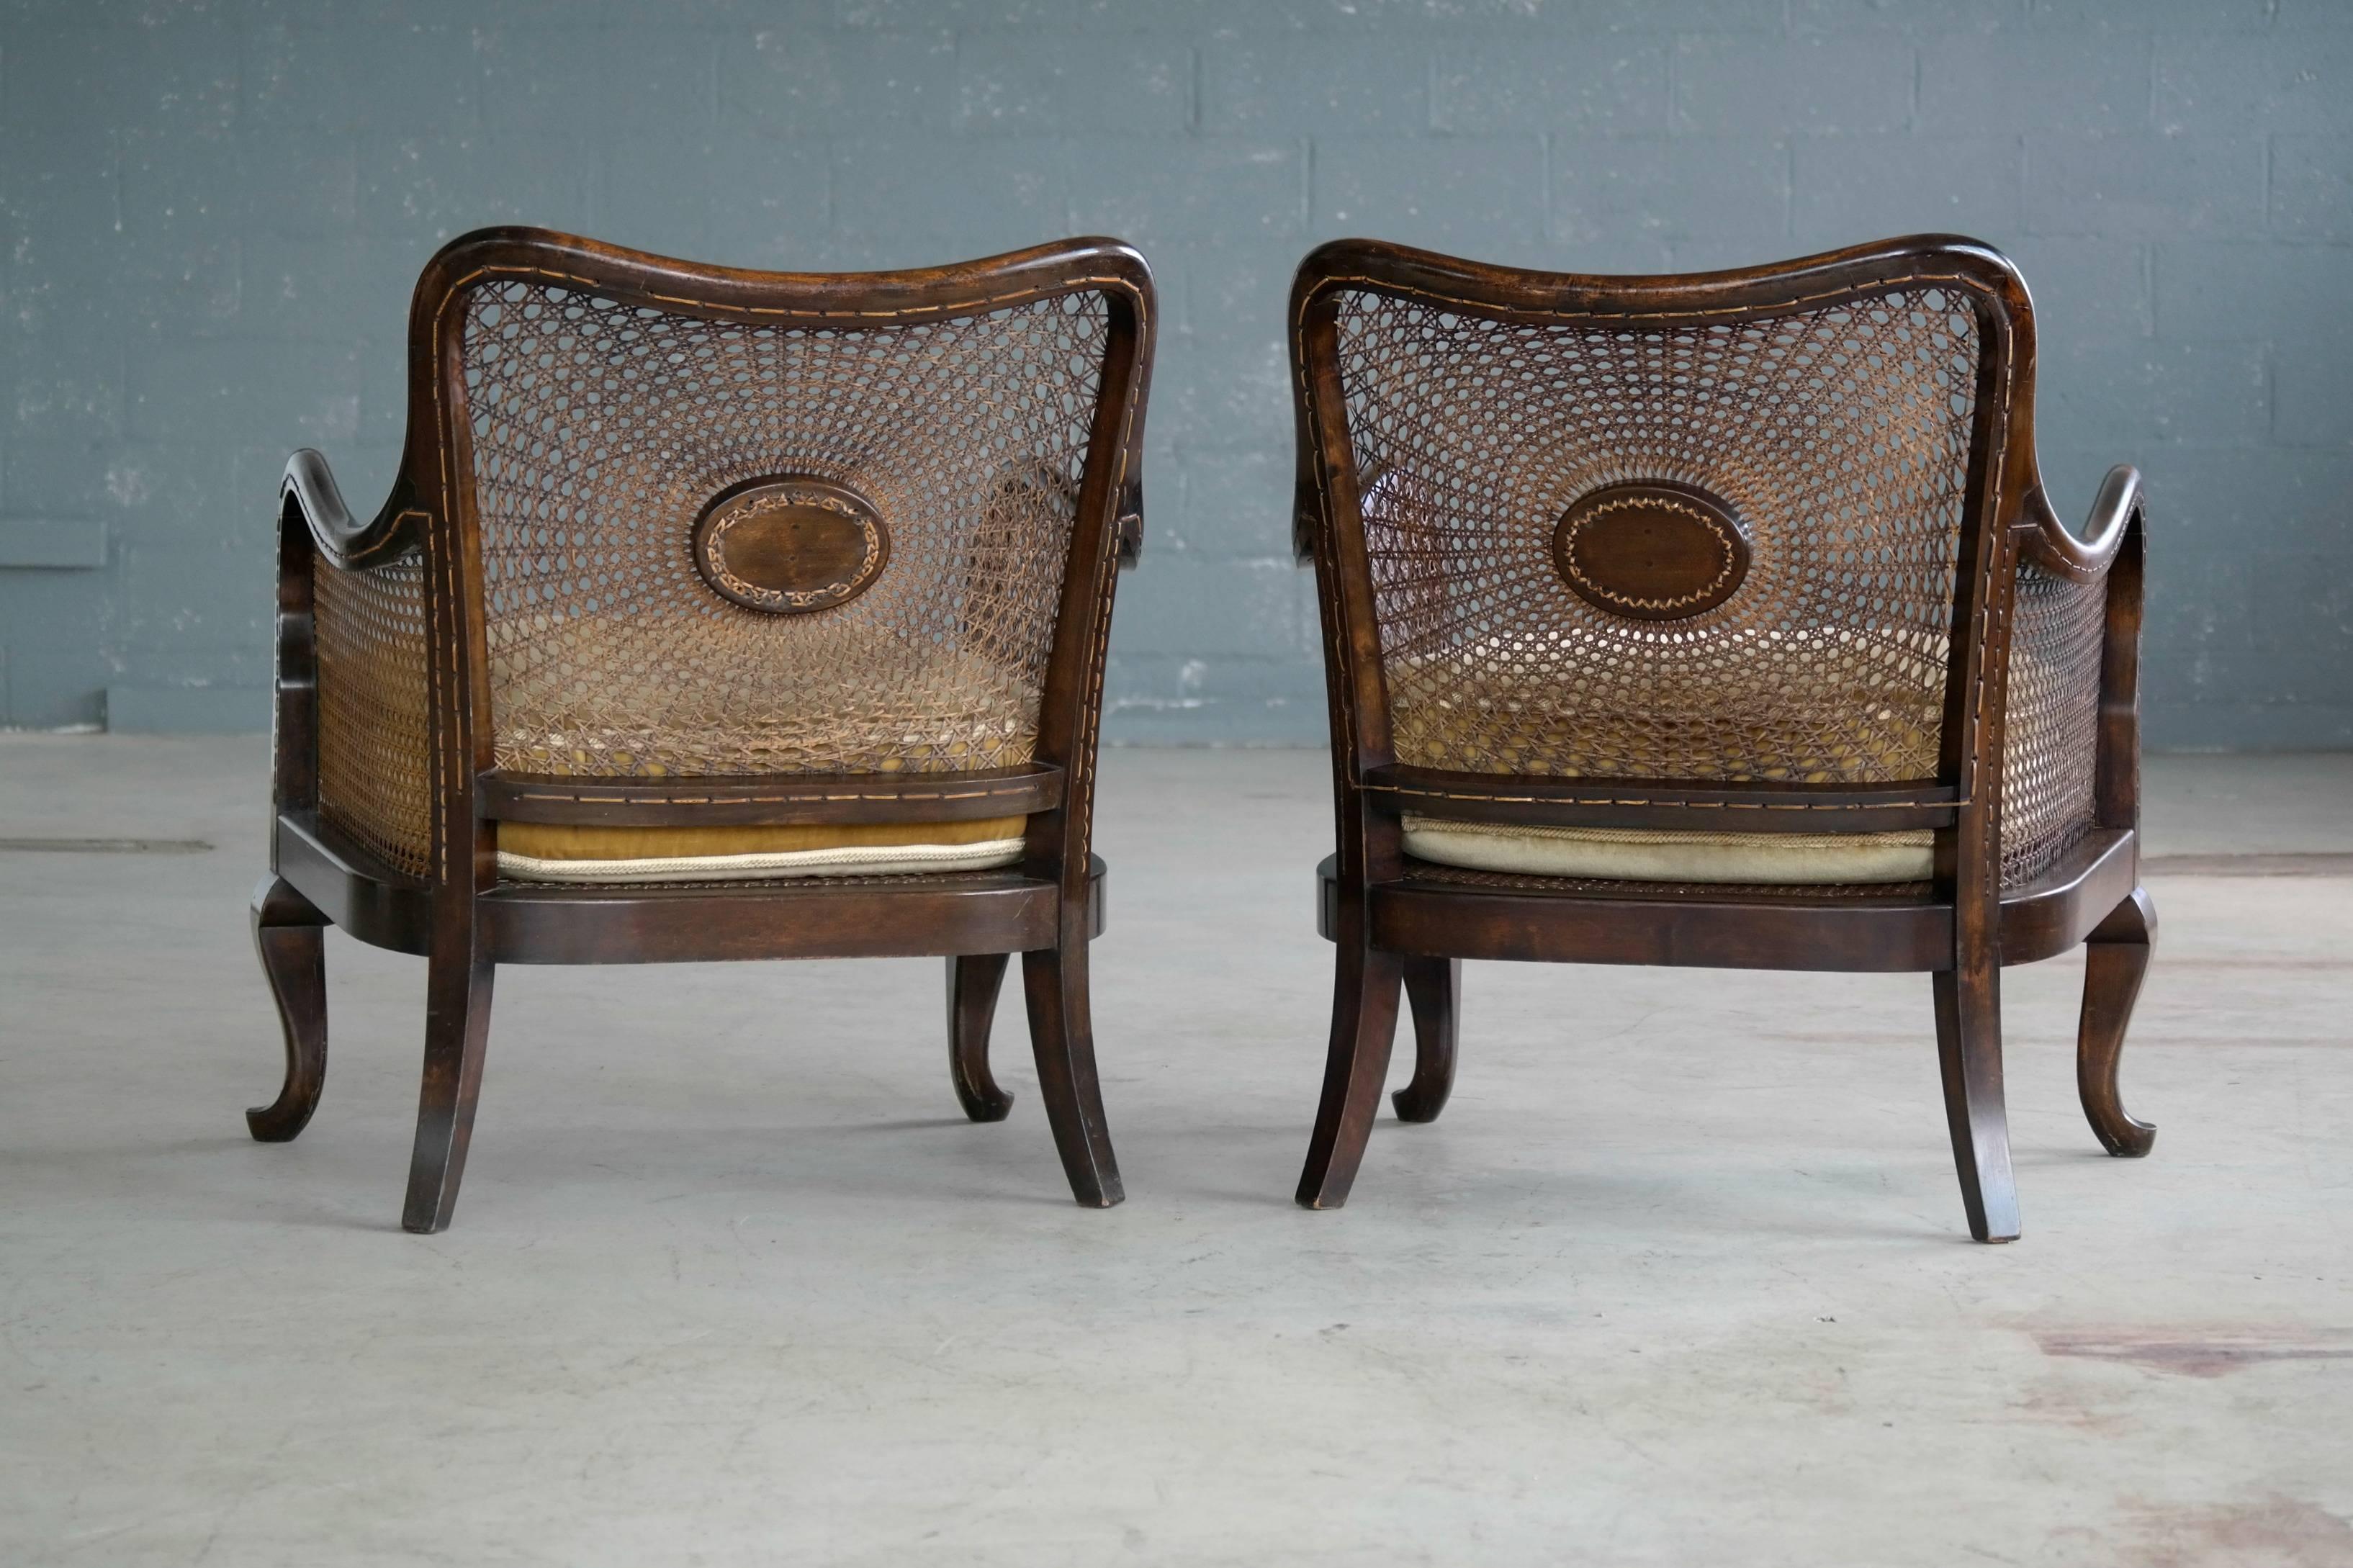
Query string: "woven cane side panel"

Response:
xmin=313 ymin=556 xmax=433 ymax=878
xmin=459 ymin=282 xmax=1110 ymax=778
xmin=2000 ymin=557 xmax=2105 ymax=887
xmin=1333 ymin=287 xmax=1983 ymax=784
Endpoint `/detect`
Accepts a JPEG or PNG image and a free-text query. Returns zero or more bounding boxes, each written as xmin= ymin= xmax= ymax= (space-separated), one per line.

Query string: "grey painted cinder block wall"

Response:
xmin=1 ymin=0 xmax=2347 ymax=745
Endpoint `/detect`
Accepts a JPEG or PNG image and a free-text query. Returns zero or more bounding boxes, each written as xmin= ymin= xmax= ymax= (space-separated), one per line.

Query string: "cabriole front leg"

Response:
xmin=248 ymin=874 xmax=330 ymax=1142
xmin=948 ymin=952 xmax=1014 ymax=1122
xmin=2078 ymin=886 xmax=2157 ymax=1157
xmin=1392 ymin=955 xmax=1460 ymax=1123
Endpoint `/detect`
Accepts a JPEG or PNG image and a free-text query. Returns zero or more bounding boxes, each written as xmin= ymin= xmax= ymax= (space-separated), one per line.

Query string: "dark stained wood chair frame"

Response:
xmin=1289 ymin=235 xmax=2156 ymax=1243
xmin=250 ymin=228 xmax=1154 ymax=1232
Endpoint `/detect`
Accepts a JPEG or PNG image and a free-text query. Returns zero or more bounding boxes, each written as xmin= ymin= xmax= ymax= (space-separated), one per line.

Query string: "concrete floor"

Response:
xmin=2 ymin=736 xmax=2349 ymax=1566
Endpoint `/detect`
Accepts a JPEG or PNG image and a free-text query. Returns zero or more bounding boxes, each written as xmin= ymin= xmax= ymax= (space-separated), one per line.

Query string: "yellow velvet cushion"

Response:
xmin=1400 ymin=814 xmax=1933 ymax=885
xmin=495 ymin=816 xmax=1027 ymax=885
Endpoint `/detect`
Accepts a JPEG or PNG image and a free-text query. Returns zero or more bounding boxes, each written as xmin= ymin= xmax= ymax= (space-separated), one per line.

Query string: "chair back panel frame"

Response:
xmin=275 ymin=228 xmax=1153 ymax=937
xmin=1289 ymin=235 xmax=2044 ymax=961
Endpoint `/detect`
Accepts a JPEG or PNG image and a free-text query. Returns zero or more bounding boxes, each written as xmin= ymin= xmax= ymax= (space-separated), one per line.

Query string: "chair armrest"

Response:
xmin=276 ymin=457 xmax=438 ymax=878
xmin=282 ymin=449 xmax=426 ymax=568
xmin=2020 ymin=464 xmax=2139 ymax=584
xmin=2015 ymin=464 xmax=2147 ymax=836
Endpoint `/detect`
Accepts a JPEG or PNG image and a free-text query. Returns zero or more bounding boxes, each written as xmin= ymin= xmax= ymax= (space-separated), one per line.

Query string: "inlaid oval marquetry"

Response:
xmin=1551 ymin=480 xmax=1750 ymax=621
xmin=691 ymin=476 xmax=889 ymax=614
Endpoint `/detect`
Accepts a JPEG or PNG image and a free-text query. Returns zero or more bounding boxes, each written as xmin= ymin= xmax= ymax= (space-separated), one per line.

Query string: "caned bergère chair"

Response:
xmin=1289 ymin=236 xmax=2154 ymax=1242
xmin=251 ymin=228 xmax=1153 ymax=1230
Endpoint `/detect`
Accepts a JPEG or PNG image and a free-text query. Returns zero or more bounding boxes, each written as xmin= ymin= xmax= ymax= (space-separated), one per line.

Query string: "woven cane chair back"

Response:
xmin=1329 ymin=279 xmax=1981 ymax=785
xmin=1295 ymin=238 xmax=2102 ymax=887
xmin=311 ymin=232 xmax=1149 ymax=884
xmin=464 ymin=284 xmax=1110 ymax=780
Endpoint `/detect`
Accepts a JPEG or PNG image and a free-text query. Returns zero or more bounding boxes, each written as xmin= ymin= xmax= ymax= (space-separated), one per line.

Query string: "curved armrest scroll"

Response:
xmin=282 ymin=449 xmax=425 ymax=569
xmin=1293 ymin=477 xmax=1320 ymax=565
xmin=1115 ymin=479 xmax=1144 ymax=569
xmin=2021 ymin=464 xmax=2139 ymax=583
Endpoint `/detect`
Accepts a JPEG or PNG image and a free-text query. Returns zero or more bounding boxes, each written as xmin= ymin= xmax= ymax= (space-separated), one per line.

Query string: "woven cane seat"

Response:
xmin=312 ymin=593 xmax=1042 ymax=883
xmin=487 ymin=613 xmax=1038 ymax=779
xmin=1380 ymin=628 xmax=2077 ymax=887
xmin=477 ymin=617 xmax=1030 ymax=883
xmin=315 ymin=603 xmax=1044 ymax=886
xmin=1388 ymin=631 xmax=1976 ymax=884
xmin=1385 ymin=628 xmax=1949 ymax=784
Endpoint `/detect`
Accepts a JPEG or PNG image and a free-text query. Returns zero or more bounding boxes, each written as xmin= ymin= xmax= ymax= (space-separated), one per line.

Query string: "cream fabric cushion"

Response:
xmin=1400 ymin=814 xmax=1933 ymax=885
xmin=495 ymin=816 xmax=1027 ymax=885
xmin=496 ymin=836 xmax=1025 ymax=885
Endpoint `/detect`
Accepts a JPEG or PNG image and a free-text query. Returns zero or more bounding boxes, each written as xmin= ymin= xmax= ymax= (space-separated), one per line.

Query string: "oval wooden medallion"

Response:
xmin=1552 ymin=480 xmax=1749 ymax=621
xmin=692 ymin=476 xmax=889 ymax=614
